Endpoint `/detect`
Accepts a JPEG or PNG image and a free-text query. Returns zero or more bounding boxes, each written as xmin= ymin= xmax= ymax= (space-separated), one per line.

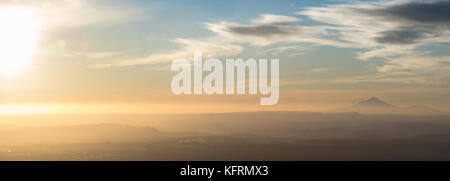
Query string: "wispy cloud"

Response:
xmin=93 ymin=37 xmax=243 ymax=68
xmin=295 ymin=0 xmax=450 ymax=78
xmin=298 ymin=0 xmax=450 ymax=59
xmin=330 ymin=75 xmax=431 ymax=84
xmin=91 ymin=0 xmax=450 ymax=80
xmin=63 ymin=51 xmax=127 ymax=60
xmin=0 ymin=0 xmax=149 ymax=30
xmin=264 ymin=45 xmax=314 ymax=56
xmin=251 ymin=14 xmax=301 ymax=24
xmin=378 ymin=55 xmax=450 ymax=75
xmin=205 ymin=14 xmax=347 ymax=47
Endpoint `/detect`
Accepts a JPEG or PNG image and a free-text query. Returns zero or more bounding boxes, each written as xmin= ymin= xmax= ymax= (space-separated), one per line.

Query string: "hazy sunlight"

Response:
xmin=0 ymin=7 xmax=40 ymax=75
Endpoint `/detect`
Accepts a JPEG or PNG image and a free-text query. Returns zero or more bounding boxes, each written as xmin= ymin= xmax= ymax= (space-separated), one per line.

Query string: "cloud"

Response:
xmin=62 ymin=51 xmax=127 ymax=60
xmin=378 ymin=55 xmax=450 ymax=75
xmin=94 ymin=14 xmax=307 ymax=68
xmin=0 ymin=0 xmax=148 ymax=30
xmin=94 ymin=37 xmax=243 ymax=68
xmin=199 ymin=0 xmax=450 ymax=60
xmin=369 ymin=0 xmax=450 ymax=24
xmin=298 ymin=0 xmax=450 ymax=59
xmin=282 ymin=73 xmax=441 ymax=86
xmin=89 ymin=0 xmax=450 ymax=80
xmin=355 ymin=45 xmax=418 ymax=60
xmin=375 ymin=30 xmax=424 ymax=45
xmin=227 ymin=24 xmax=299 ymax=37
xmin=295 ymin=0 xmax=450 ymax=79
xmin=328 ymin=55 xmax=450 ymax=86
xmin=205 ymin=14 xmax=346 ymax=46
xmin=330 ymin=75 xmax=433 ymax=84
xmin=264 ymin=45 xmax=314 ymax=56
xmin=251 ymin=14 xmax=301 ymax=24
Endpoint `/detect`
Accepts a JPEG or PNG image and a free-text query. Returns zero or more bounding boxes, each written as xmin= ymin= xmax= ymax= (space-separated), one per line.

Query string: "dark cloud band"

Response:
xmin=375 ymin=30 xmax=424 ymax=44
xmin=375 ymin=0 xmax=450 ymax=24
xmin=227 ymin=25 xmax=298 ymax=37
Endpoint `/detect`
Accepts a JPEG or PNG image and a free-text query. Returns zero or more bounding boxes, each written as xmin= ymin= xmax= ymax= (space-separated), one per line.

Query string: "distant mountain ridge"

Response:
xmin=353 ymin=97 xmax=393 ymax=108
xmin=339 ymin=97 xmax=450 ymax=115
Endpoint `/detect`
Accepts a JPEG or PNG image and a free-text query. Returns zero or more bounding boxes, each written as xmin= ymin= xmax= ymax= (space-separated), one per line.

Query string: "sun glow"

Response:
xmin=0 ymin=7 xmax=40 ymax=75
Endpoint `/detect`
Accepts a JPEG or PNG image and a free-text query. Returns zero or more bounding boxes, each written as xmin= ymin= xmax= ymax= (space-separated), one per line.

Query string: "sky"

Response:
xmin=0 ymin=0 xmax=450 ymax=113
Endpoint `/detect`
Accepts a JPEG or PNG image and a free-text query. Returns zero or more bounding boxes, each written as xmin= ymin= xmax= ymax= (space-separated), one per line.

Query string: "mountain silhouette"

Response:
xmin=337 ymin=97 xmax=450 ymax=115
xmin=353 ymin=97 xmax=393 ymax=108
